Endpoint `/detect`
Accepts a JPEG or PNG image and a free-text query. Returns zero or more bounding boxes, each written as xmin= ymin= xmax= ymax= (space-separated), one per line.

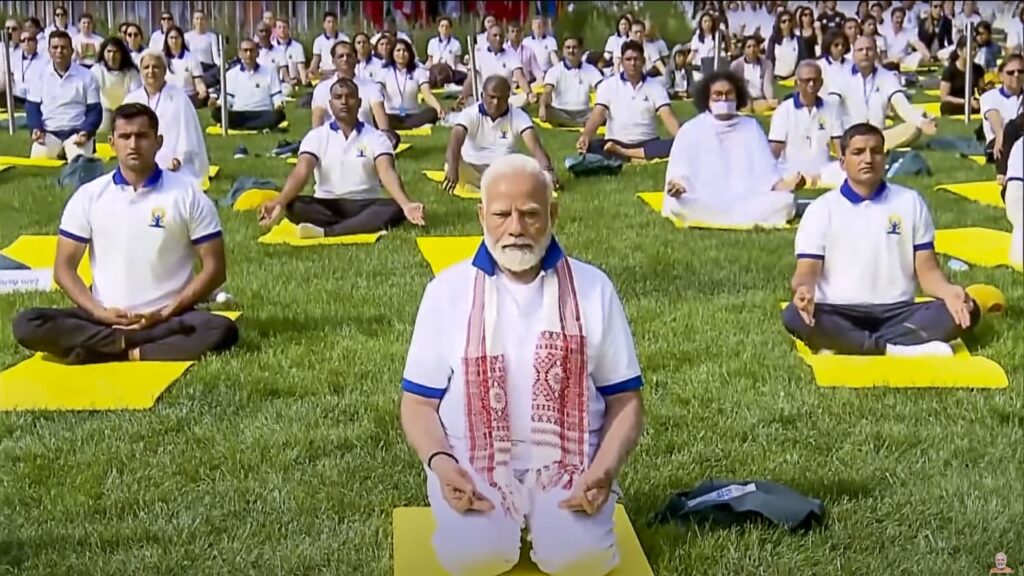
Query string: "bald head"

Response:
xmin=479 ymin=154 xmax=557 ymax=277
xmin=852 ymin=35 xmax=878 ymax=73
xmin=480 ymin=75 xmax=512 ymax=118
xmin=794 ymin=60 xmax=823 ymax=101
xmin=487 ymin=24 xmax=504 ymax=50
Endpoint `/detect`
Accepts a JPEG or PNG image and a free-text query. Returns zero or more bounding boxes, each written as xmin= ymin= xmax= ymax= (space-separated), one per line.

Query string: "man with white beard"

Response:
xmin=400 ymin=153 xmax=645 ymax=576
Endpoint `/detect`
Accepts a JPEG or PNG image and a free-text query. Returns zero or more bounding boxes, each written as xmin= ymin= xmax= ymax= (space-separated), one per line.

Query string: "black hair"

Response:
xmin=620 ymin=39 xmax=644 ymax=58
xmin=823 ymin=29 xmax=850 ymax=56
xmin=113 ymin=102 xmax=159 ymax=132
xmin=99 ymin=36 xmax=137 ymax=71
xmin=323 ymin=11 xmax=338 ymax=21
xmin=162 ymin=25 xmax=188 ymax=58
xmin=770 ymin=9 xmax=796 ymax=44
xmin=438 ymin=16 xmax=453 ymax=27
xmin=330 ymin=76 xmax=360 ymax=95
xmin=615 ymin=14 xmax=632 ymax=36
xmin=24 ymin=17 xmax=42 ymax=30
xmin=891 ymin=7 xmax=907 ymax=18
xmin=839 ymin=123 xmax=884 ymax=155
xmin=693 ymin=70 xmax=750 ymax=112
xmin=388 ymin=37 xmax=419 ymax=72
xmin=999 ymin=54 xmax=1024 ymax=72
xmin=47 ymin=29 xmax=71 ymax=46
xmin=79 ymin=13 xmax=93 ymax=23
xmin=330 ymin=39 xmax=354 ymax=59
xmin=630 ymin=19 xmax=646 ymax=31
xmin=696 ymin=11 xmax=717 ymax=43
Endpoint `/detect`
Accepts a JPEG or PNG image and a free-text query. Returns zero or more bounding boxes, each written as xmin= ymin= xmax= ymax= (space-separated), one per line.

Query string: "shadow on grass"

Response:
xmin=0 ymin=538 xmax=28 ymax=570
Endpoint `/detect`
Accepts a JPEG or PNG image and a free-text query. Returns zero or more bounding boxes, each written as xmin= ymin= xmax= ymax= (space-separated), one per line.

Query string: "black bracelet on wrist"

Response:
xmin=426 ymin=451 xmax=458 ymax=471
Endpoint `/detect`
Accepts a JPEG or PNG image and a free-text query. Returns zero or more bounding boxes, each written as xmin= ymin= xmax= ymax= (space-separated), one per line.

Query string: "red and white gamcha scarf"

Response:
xmin=463 ymin=257 xmax=589 ymax=522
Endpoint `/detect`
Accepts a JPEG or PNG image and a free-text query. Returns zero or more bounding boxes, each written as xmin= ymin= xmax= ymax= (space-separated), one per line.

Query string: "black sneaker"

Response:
xmin=233 ymin=145 xmax=249 ymax=159
xmin=271 ymin=139 xmax=299 ymax=157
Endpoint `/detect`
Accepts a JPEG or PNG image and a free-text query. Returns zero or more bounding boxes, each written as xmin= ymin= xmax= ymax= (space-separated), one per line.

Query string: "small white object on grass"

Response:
xmin=215 ymin=291 xmax=232 ymax=304
xmin=947 ymin=259 xmax=969 ymax=271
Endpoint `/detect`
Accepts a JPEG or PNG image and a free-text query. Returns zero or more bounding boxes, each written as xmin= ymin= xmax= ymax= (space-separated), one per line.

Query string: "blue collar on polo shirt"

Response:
xmin=472 ymin=236 xmax=564 ymax=276
xmin=620 ymin=71 xmax=647 ymax=84
xmin=840 ymin=179 xmax=887 ymax=204
xmin=113 ymin=165 xmax=163 ymax=189
xmin=999 ymin=86 xmax=1019 ymax=99
xmin=240 ymin=61 xmax=261 ymax=72
xmin=563 ymin=59 xmax=582 ymax=70
xmin=478 ymin=102 xmax=511 ymax=120
xmin=824 ymin=54 xmax=846 ymax=65
xmin=329 ymin=119 xmax=364 ymax=133
xmin=280 ymin=38 xmax=294 ymax=48
xmin=792 ymin=94 xmax=824 ymax=109
xmin=530 ymin=34 xmax=548 ymax=40
xmin=851 ymin=63 xmax=876 ymax=77
xmin=487 ymin=45 xmax=505 ymax=54
xmin=171 ymin=49 xmax=189 ymax=59
xmin=323 ymin=32 xmax=338 ymax=40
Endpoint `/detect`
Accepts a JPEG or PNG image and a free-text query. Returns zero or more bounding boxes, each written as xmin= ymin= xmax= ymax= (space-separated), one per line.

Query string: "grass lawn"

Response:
xmin=0 ymin=84 xmax=1020 ymax=575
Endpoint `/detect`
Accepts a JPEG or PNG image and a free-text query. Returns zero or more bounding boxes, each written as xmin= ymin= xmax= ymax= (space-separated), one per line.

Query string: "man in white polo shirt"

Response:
xmin=523 ymin=16 xmax=560 ymax=75
xmin=400 ymin=153 xmax=644 ymax=576
xmin=444 ymin=75 xmax=556 ymax=191
xmin=828 ymin=36 xmax=937 ymax=150
xmin=274 ymin=19 xmax=309 ymax=91
xmin=577 ymin=40 xmax=679 ymax=162
xmin=11 ymin=103 xmax=238 ymax=364
xmin=881 ymin=7 xmax=931 ymax=70
xmin=459 ymin=25 xmax=535 ymax=108
xmin=782 ymin=123 xmax=978 ymax=357
xmin=979 ymin=55 xmax=1023 ymax=163
xmin=539 ymin=36 xmax=604 ymax=128
xmin=254 ymin=23 xmax=294 ymax=87
xmin=257 ymin=78 xmax=424 ymax=239
xmin=309 ymin=11 xmax=347 ymax=78
xmin=209 ymin=39 xmax=286 ymax=131
xmin=25 ymin=30 xmax=101 ymax=160
xmin=310 ymin=40 xmax=397 ymax=146
xmin=1005 ymin=137 xmax=1023 ymax=267
xmin=769 ymin=60 xmax=845 ymax=189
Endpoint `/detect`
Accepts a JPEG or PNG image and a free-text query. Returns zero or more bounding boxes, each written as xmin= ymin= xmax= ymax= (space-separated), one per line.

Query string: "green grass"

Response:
xmin=0 ymin=86 xmax=1021 ymax=575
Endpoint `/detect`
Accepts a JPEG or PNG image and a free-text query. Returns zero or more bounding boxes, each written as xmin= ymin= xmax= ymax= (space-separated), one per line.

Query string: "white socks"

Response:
xmin=886 ymin=341 xmax=954 ymax=357
xmin=296 ymin=223 xmax=325 ymax=239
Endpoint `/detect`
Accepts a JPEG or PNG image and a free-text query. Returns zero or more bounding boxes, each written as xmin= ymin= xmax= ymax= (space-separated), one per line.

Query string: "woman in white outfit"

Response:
xmin=91 ymin=37 xmax=142 ymax=133
xmin=163 ymin=25 xmax=208 ymax=107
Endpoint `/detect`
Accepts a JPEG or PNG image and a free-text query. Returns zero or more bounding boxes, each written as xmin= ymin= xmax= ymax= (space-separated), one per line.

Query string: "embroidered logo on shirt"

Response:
xmin=149 ymin=207 xmax=167 ymax=229
xmin=356 ymin=146 xmax=368 ymax=158
xmin=499 ymin=129 xmax=509 ymax=139
xmin=886 ymin=215 xmax=902 ymax=236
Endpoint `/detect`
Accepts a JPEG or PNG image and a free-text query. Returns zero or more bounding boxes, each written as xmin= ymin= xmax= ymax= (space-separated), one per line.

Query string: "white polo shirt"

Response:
xmin=1008 ymin=137 xmax=1023 ymax=183
xmin=883 ymin=26 xmax=915 ymax=60
xmin=297 ymin=121 xmax=394 ymax=200
xmin=689 ymin=31 xmax=718 ymax=62
xmin=11 ymin=50 xmax=49 ymax=99
xmin=768 ymin=94 xmax=843 ymax=177
xmin=166 ymin=50 xmax=203 ymax=96
xmin=257 ymin=44 xmax=287 ymax=74
xmin=370 ymin=31 xmax=412 ymax=46
xmin=276 ymin=38 xmax=306 ymax=79
xmin=795 ymin=181 xmax=935 ymax=305
xmin=401 ymin=240 xmax=643 ymax=467
xmin=980 ymin=87 xmax=1023 ymax=143
xmin=312 ymin=32 xmax=348 ymax=73
xmin=311 ymin=75 xmax=383 ymax=126
xmin=603 ymin=33 xmax=627 ymax=58
xmin=522 ymin=34 xmax=558 ymax=72
xmin=594 ymin=72 xmax=670 ymax=143
xmin=72 ymin=32 xmax=102 ymax=66
xmin=184 ymin=30 xmax=220 ymax=66
xmin=57 ymin=167 xmax=222 ymax=314
xmin=454 ymin=104 xmax=535 ymax=166
xmin=643 ymin=39 xmax=670 ymax=72
xmin=543 ymin=60 xmax=603 ymax=111
xmin=818 ymin=54 xmax=850 ymax=92
xmin=356 ymin=55 xmax=384 ymax=81
xmin=149 ymin=30 xmax=167 ymax=51
xmin=379 ymin=64 xmax=430 ymax=114
xmin=27 ymin=62 xmax=100 ymax=132
xmin=829 ymin=65 xmax=910 ymax=129
xmin=426 ymin=35 xmax=462 ymax=68
xmin=224 ymin=62 xmax=282 ymax=111
xmin=474 ymin=47 xmax=523 ymax=82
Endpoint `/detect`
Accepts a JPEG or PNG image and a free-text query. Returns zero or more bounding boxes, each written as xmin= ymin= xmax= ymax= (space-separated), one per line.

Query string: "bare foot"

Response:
xmin=603 ymin=141 xmax=623 ymax=157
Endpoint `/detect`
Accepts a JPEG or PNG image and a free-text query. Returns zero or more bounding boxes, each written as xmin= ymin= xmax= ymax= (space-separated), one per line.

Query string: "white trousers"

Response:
xmin=1006 ymin=181 xmax=1022 ymax=266
xmin=782 ymin=160 xmax=844 ymax=189
xmin=427 ymin=466 xmax=619 ymax=576
xmin=30 ymin=133 xmax=93 ymax=161
xmin=663 ymin=190 xmax=796 ymax=227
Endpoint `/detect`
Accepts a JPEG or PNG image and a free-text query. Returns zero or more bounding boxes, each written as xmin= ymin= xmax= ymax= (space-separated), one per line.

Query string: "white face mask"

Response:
xmin=709 ymin=100 xmax=737 ymax=115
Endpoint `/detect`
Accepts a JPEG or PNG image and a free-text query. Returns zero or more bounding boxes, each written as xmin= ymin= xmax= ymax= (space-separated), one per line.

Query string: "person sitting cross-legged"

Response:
xmin=782 ymin=123 xmax=980 ymax=357
xmin=378 ymin=38 xmax=446 ymax=130
xmin=257 ymin=78 xmax=425 ymax=239
xmin=576 ymin=40 xmax=679 ymax=162
xmin=11 ymin=103 xmax=239 ymax=364
xmin=26 ymin=30 xmax=101 ymax=160
xmin=311 ymin=40 xmax=396 ymax=146
xmin=208 ymin=39 xmax=286 ymax=131
xmin=538 ymin=35 xmax=604 ymax=128
xmin=443 ymin=75 xmax=558 ymax=191
xmin=662 ymin=70 xmax=800 ymax=227
xmin=729 ymin=35 xmax=779 ymax=114
xmin=399 ymin=153 xmax=645 ymax=576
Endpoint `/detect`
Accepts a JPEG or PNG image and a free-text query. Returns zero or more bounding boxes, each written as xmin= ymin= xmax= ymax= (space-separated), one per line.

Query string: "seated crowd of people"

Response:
xmin=1 ymin=2 xmax=1021 ymax=575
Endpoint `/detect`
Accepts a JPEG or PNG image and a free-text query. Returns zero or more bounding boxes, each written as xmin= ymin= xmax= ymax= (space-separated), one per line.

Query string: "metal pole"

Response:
xmin=467 ymin=34 xmax=479 ymax=101
xmin=218 ymin=32 xmax=228 ymax=136
xmin=713 ymin=29 xmax=720 ymax=71
xmin=964 ymin=21 xmax=973 ymax=124
xmin=2 ymin=29 xmax=16 ymax=135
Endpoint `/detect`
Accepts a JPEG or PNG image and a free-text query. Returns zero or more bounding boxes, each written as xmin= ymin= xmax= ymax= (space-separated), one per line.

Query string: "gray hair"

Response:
xmin=480 ymin=154 xmax=553 ymax=205
xmin=139 ymin=49 xmax=168 ymax=71
xmin=795 ymin=59 xmax=822 ymax=76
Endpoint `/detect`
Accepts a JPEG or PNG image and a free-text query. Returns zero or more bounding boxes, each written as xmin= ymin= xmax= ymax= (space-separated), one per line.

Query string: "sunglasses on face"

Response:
xmin=55 ymin=11 xmax=66 ymax=17
xmin=161 ymin=16 xmax=173 ymax=21
xmin=780 ymin=18 xmax=791 ymax=23
xmin=1005 ymin=69 xmax=1023 ymax=76
xmin=20 ymin=37 xmax=34 ymax=42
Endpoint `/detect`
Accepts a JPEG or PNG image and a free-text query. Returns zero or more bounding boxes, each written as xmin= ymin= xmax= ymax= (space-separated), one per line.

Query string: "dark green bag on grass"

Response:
xmin=565 ymin=153 xmax=623 ymax=177
xmin=886 ymin=149 xmax=932 ymax=178
xmin=56 ymin=155 xmax=106 ymax=190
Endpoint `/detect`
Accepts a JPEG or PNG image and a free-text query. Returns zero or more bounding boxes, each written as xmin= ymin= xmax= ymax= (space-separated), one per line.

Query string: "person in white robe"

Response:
xmin=400 ymin=153 xmax=644 ymax=576
xmin=123 ymin=50 xmax=209 ymax=187
xmin=662 ymin=70 xmax=800 ymax=227
xmin=1006 ymin=137 xmax=1023 ymax=267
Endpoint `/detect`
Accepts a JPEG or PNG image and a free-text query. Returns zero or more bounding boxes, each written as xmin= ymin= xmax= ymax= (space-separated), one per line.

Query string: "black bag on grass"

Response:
xmin=886 ymin=149 xmax=932 ymax=178
xmin=565 ymin=153 xmax=623 ymax=177
xmin=56 ymin=155 xmax=105 ymax=190
xmin=653 ymin=479 xmax=825 ymax=532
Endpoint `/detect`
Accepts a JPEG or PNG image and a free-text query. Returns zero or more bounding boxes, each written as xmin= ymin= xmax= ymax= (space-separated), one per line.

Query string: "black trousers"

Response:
xmin=201 ymin=62 xmax=220 ymax=91
xmin=12 ymin=307 xmax=239 ymax=363
xmin=386 ymin=108 xmax=439 ymax=130
xmin=781 ymin=300 xmax=979 ymax=355
xmin=211 ymin=108 xmax=286 ymax=130
xmin=285 ymin=197 xmax=405 ymax=237
xmin=586 ymin=137 xmax=673 ymax=160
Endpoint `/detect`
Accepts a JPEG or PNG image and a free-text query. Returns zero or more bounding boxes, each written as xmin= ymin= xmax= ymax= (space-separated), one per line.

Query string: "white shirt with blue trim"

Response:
xmin=795 ymin=181 xmax=936 ymax=306
xmin=312 ymin=32 xmax=348 ymax=73
xmin=980 ymin=86 xmax=1023 ymax=144
xmin=57 ymin=168 xmax=222 ymax=313
xmin=828 ymin=65 xmax=924 ymax=130
xmin=522 ymin=34 xmax=558 ymax=73
xmin=298 ymin=121 xmax=394 ymax=200
xmin=224 ymin=62 xmax=282 ymax=111
xmin=768 ymin=94 xmax=843 ymax=178
xmin=454 ymin=104 xmax=534 ymax=166
xmin=543 ymin=60 xmax=604 ymax=111
xmin=311 ymin=74 xmax=383 ymax=126
xmin=379 ymin=64 xmax=430 ymax=114
xmin=26 ymin=62 xmax=100 ymax=133
xmin=426 ymin=35 xmax=462 ymax=68
xmin=474 ymin=46 xmax=523 ymax=82
xmin=594 ymin=72 xmax=670 ymax=143
xmin=401 ymin=239 xmax=643 ymax=467
xmin=276 ymin=38 xmax=306 ymax=79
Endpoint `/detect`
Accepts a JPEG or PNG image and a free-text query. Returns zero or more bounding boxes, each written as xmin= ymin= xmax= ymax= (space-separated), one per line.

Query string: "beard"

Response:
xmin=484 ymin=230 xmax=552 ymax=273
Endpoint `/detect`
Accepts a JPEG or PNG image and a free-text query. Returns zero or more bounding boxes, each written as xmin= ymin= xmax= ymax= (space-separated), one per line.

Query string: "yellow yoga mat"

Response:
xmin=934 ymin=181 xmax=1004 ymax=208
xmin=935 ymin=227 xmax=1023 ymax=272
xmin=422 ymin=170 xmax=481 ymax=200
xmin=416 ymin=236 xmax=482 ymax=276
xmin=233 ymin=189 xmax=278 ymax=211
xmin=285 ymin=142 xmax=411 ymax=164
xmin=205 ymin=120 xmax=290 ymax=135
xmin=0 ymin=156 xmax=65 ymax=168
xmin=778 ymin=78 xmax=795 ymax=88
xmin=392 ymin=504 xmax=653 ymax=576
xmin=95 ymin=142 xmax=116 ymax=161
xmin=257 ymin=219 xmax=386 ymax=246
xmin=531 ymin=119 xmax=606 ymax=135
xmin=636 ymin=192 xmax=793 ymax=230
xmin=963 ymin=154 xmax=986 ymax=166
xmin=922 ymin=88 xmax=941 ymax=97
xmin=0 ymin=165 xmax=12 ymax=173
xmin=0 ymin=312 xmax=241 ymax=411
xmin=397 ymin=125 xmax=432 ymax=137
xmin=0 ymin=235 xmax=92 ymax=286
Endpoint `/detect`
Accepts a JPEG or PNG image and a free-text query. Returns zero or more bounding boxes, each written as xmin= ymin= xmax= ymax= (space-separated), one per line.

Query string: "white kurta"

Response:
xmin=123 ymin=83 xmax=209 ymax=185
xmin=663 ymin=112 xmax=794 ymax=226
xmin=1006 ymin=137 xmax=1023 ymax=267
